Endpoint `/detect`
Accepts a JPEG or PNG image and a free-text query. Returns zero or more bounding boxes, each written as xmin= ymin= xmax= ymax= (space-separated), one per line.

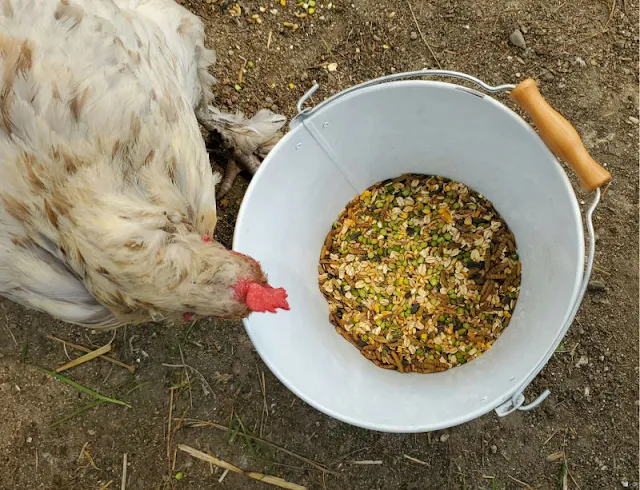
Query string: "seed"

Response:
xmin=318 ymin=174 xmax=521 ymax=374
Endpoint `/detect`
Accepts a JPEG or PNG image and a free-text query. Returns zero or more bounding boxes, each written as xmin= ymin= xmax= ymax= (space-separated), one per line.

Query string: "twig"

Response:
xmin=177 ymin=444 xmax=307 ymax=490
xmin=42 ymin=369 xmax=131 ymax=408
xmin=181 ymin=418 xmax=337 ymax=475
xmin=406 ymin=0 xmax=442 ymax=68
xmin=543 ymin=429 xmax=560 ymax=446
xmin=267 ymin=30 xmax=272 ymax=49
xmin=55 ymin=343 xmax=112 ymax=373
xmin=167 ymin=388 xmax=174 ymax=471
xmin=218 ymin=468 xmax=229 ymax=482
xmin=4 ymin=322 xmax=17 ymax=346
xmin=606 ymin=0 xmax=616 ymax=26
xmin=508 ymin=475 xmax=533 ymax=488
xmin=121 ymin=454 xmax=127 ymax=490
xmin=98 ymin=481 xmax=113 ymax=490
xmin=403 ymin=454 xmax=428 ymax=465
xmin=348 ymin=460 xmax=382 ymax=465
xmin=46 ymin=335 xmax=135 ymax=373
xmin=162 ymin=363 xmax=213 ymax=396
xmin=330 ymin=447 xmax=369 ymax=466
xmin=258 ymin=369 xmax=268 ymax=437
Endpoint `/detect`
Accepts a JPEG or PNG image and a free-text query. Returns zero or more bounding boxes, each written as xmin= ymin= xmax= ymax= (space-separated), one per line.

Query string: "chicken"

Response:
xmin=0 ymin=0 xmax=289 ymax=328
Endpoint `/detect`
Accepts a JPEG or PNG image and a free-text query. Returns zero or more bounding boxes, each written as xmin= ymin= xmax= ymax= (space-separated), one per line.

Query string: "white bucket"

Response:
xmin=233 ymin=71 xmax=601 ymax=432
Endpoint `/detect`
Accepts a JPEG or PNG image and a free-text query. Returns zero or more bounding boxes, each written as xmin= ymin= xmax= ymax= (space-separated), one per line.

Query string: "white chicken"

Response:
xmin=0 ymin=0 xmax=290 ymax=328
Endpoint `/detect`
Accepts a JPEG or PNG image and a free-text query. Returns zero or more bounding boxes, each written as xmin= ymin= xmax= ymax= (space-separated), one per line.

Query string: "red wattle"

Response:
xmin=201 ymin=235 xmax=212 ymax=242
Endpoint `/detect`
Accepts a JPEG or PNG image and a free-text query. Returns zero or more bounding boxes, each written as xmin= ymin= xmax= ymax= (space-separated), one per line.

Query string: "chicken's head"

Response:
xmin=182 ymin=236 xmax=289 ymax=321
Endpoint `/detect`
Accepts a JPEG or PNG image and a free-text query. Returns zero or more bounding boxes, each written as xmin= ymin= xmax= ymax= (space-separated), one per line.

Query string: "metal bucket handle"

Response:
xmin=293 ymin=70 xmax=610 ymax=418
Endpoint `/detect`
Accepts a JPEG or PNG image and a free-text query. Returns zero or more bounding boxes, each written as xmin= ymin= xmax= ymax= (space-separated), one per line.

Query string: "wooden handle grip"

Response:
xmin=510 ymin=78 xmax=612 ymax=192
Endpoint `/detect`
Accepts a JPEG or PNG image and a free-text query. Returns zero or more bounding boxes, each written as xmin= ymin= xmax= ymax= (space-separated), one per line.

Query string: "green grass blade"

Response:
xmin=41 ymin=369 xmax=132 ymax=408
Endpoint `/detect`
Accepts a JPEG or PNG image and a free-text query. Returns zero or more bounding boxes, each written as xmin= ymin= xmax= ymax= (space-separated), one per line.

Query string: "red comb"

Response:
xmin=244 ymin=282 xmax=290 ymax=313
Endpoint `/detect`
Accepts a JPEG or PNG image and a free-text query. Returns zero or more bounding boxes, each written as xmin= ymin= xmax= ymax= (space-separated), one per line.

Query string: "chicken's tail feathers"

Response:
xmin=206 ymin=106 xmax=287 ymax=156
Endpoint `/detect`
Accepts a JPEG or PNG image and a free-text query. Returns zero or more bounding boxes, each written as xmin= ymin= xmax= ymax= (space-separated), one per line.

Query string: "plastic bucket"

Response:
xmin=233 ymin=71 xmax=607 ymax=432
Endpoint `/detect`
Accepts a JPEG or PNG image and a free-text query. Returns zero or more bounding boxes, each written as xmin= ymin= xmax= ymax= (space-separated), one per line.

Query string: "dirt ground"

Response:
xmin=0 ymin=0 xmax=638 ymax=489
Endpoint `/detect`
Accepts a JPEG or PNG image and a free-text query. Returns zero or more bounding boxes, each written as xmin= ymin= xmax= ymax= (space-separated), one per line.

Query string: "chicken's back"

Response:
xmin=0 ymin=0 xmax=220 ymax=326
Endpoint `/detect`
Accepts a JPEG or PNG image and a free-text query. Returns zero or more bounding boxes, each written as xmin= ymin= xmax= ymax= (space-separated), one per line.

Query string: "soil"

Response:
xmin=0 ymin=0 xmax=638 ymax=489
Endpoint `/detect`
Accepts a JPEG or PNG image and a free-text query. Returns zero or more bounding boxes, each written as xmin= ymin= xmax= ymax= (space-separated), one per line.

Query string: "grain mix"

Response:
xmin=318 ymin=174 xmax=522 ymax=373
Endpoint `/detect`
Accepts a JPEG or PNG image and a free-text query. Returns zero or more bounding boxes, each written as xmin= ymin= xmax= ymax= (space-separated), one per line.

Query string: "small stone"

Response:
xmin=410 ymin=31 xmax=418 ymax=40
xmin=509 ymin=29 xmax=527 ymax=49
xmin=300 ymin=71 xmax=309 ymax=81
xmin=271 ymin=104 xmax=279 ymax=112
xmin=622 ymin=480 xmax=630 ymax=487
xmin=439 ymin=433 xmax=449 ymax=443
xmin=264 ymin=96 xmax=274 ymax=104
xmin=373 ymin=34 xmax=382 ymax=42
xmin=88 ymin=430 xmax=96 ymax=436
xmin=490 ymin=444 xmax=498 ymax=454
xmin=26 ymin=437 xmax=32 ymax=443
xmin=587 ymin=280 xmax=606 ymax=292
xmin=542 ymin=70 xmax=555 ymax=82
xmin=629 ymin=116 xmax=639 ymax=124
xmin=576 ymin=355 xmax=589 ymax=367
xmin=574 ymin=57 xmax=587 ymax=67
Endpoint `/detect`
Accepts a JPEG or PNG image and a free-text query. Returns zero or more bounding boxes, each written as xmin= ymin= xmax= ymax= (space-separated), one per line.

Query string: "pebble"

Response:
xmin=439 ymin=433 xmax=450 ymax=443
xmin=410 ymin=31 xmax=418 ymax=41
xmin=264 ymin=96 xmax=274 ymax=104
xmin=576 ymin=355 xmax=589 ymax=367
xmin=373 ymin=34 xmax=382 ymax=42
xmin=629 ymin=116 xmax=639 ymax=124
xmin=587 ymin=280 xmax=606 ymax=292
xmin=574 ymin=57 xmax=587 ymax=68
xmin=622 ymin=480 xmax=630 ymax=487
xmin=509 ymin=29 xmax=527 ymax=49
xmin=490 ymin=444 xmax=498 ymax=454
xmin=542 ymin=70 xmax=555 ymax=82
xmin=271 ymin=104 xmax=279 ymax=112
xmin=26 ymin=437 xmax=32 ymax=443
xmin=88 ymin=429 xmax=96 ymax=436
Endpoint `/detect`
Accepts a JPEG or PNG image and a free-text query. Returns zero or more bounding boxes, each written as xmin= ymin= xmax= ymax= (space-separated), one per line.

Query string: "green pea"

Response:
xmin=430 ymin=277 xmax=438 ymax=286
xmin=457 ymin=307 xmax=464 ymax=315
xmin=437 ymin=237 xmax=445 ymax=244
xmin=452 ymin=202 xmax=460 ymax=209
xmin=444 ymin=233 xmax=452 ymax=241
xmin=468 ymin=203 xmax=477 ymax=210
xmin=376 ymin=201 xmax=384 ymax=208
xmin=404 ymin=278 xmax=409 ymax=285
xmin=416 ymin=348 xmax=424 ymax=356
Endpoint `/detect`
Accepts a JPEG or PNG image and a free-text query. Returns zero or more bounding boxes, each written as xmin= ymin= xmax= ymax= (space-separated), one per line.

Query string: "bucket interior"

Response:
xmin=234 ymin=80 xmax=583 ymax=432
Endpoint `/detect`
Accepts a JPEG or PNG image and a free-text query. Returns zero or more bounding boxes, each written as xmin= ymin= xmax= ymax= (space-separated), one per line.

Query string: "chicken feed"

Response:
xmin=318 ymin=174 xmax=522 ymax=373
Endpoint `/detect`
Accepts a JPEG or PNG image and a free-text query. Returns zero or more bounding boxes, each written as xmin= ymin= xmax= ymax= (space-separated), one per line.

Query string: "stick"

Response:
xmin=403 ymin=454 xmax=428 ymax=465
xmin=121 ymin=454 xmax=127 ymax=490
xmin=181 ymin=418 xmax=336 ymax=475
xmin=177 ymin=444 xmax=307 ymax=490
xmin=55 ymin=343 xmax=112 ymax=373
xmin=406 ymin=0 xmax=442 ymax=68
xmin=46 ymin=335 xmax=135 ymax=373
